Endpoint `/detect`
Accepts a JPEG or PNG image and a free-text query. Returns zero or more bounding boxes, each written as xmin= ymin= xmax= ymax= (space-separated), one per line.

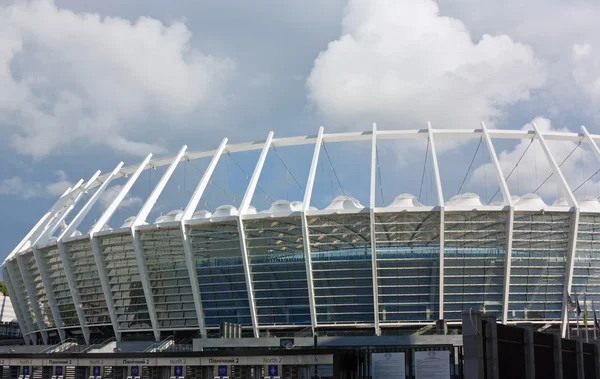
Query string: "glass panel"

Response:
xmin=573 ymin=214 xmax=600 ymax=308
xmin=21 ymin=251 xmax=55 ymax=328
xmin=376 ymin=212 xmax=440 ymax=323
xmin=7 ymin=260 xmax=38 ymax=330
xmin=141 ymin=227 xmax=199 ymax=329
xmin=189 ymin=221 xmax=252 ymax=327
xmin=100 ymin=233 xmax=151 ymax=330
xmin=508 ymin=212 xmax=570 ymax=321
xmin=40 ymin=245 xmax=79 ymax=326
xmin=444 ymin=211 xmax=507 ymax=320
xmin=64 ymin=240 xmax=111 ymax=326
xmin=245 ymin=217 xmax=310 ymax=326
xmin=308 ymin=214 xmax=374 ymax=324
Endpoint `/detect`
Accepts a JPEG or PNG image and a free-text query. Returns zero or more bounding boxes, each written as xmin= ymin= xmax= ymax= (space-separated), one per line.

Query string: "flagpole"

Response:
xmin=577 ymin=293 xmax=581 ymax=337
xmin=594 ymin=299 xmax=597 ymax=340
xmin=585 ymin=292 xmax=589 ymax=343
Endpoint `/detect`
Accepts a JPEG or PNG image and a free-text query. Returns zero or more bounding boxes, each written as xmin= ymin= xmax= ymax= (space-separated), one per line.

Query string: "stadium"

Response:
xmin=2 ymin=122 xmax=599 ymax=348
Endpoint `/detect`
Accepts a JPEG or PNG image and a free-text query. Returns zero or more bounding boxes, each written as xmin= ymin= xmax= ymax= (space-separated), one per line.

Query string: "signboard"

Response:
xmin=79 ymin=358 xmax=116 ymax=367
xmin=156 ymin=358 xmax=199 ymax=366
xmin=93 ymin=367 xmax=101 ymax=376
xmin=174 ymin=366 xmax=183 ymax=376
xmin=267 ymin=365 xmax=278 ymax=376
xmin=372 ymin=352 xmax=406 ymax=379
xmin=44 ymin=359 xmax=74 ymax=367
xmin=217 ymin=366 xmax=228 ymax=376
xmin=200 ymin=355 xmax=333 ymax=366
xmin=11 ymin=359 xmax=44 ymax=367
xmin=55 ymin=367 xmax=63 ymax=376
xmin=415 ymin=350 xmax=450 ymax=379
xmin=119 ymin=358 xmax=156 ymax=367
xmin=22 ymin=367 xmax=29 ymax=375
xmin=130 ymin=366 xmax=139 ymax=376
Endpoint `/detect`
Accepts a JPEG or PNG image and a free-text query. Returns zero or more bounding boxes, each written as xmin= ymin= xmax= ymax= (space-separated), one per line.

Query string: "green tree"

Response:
xmin=0 ymin=281 xmax=7 ymax=296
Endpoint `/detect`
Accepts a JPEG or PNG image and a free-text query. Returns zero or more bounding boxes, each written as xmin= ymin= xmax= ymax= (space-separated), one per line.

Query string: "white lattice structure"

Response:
xmin=3 ymin=124 xmax=600 ymax=344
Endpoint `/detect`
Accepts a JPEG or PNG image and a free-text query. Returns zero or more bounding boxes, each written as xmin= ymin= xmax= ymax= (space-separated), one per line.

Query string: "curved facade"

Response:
xmin=3 ymin=124 xmax=600 ymax=345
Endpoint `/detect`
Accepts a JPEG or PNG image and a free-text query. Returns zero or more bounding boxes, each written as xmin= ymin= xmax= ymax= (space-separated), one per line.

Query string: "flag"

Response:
xmin=595 ymin=306 xmax=599 ymax=330
xmin=568 ymin=295 xmax=577 ymax=312
xmin=577 ymin=294 xmax=582 ymax=316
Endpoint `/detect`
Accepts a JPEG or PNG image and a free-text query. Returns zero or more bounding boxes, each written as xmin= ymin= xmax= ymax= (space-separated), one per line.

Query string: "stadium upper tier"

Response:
xmin=3 ymin=123 xmax=600 ymax=345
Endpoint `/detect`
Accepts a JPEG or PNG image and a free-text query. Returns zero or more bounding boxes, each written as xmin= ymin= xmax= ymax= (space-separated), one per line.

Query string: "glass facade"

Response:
xmin=189 ymin=221 xmax=252 ymax=328
xmin=140 ymin=227 xmax=199 ymax=329
xmin=39 ymin=245 xmax=80 ymax=327
xmin=444 ymin=211 xmax=506 ymax=320
xmin=6 ymin=260 xmax=37 ymax=331
xmin=63 ymin=239 xmax=111 ymax=326
xmin=573 ymin=214 xmax=600 ymax=303
xmin=100 ymin=233 xmax=152 ymax=330
xmin=5 ymin=210 xmax=592 ymax=339
xmin=508 ymin=212 xmax=571 ymax=321
xmin=244 ymin=217 xmax=311 ymax=326
xmin=21 ymin=251 xmax=55 ymax=328
xmin=375 ymin=212 xmax=440 ymax=323
xmin=308 ymin=214 xmax=374 ymax=324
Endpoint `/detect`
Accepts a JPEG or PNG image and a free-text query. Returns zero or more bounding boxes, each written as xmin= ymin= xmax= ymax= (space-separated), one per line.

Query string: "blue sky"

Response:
xmin=2 ymin=0 xmax=600 ymax=261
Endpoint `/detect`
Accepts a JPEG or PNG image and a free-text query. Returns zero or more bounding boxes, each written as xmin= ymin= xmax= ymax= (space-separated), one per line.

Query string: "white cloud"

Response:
xmin=0 ymin=0 xmax=234 ymax=158
xmin=0 ymin=177 xmax=43 ymax=199
xmin=99 ymin=185 xmax=142 ymax=210
xmin=0 ymin=169 xmax=74 ymax=199
xmin=306 ymin=0 xmax=546 ymax=130
xmin=470 ymin=117 xmax=597 ymax=200
xmin=572 ymin=43 xmax=600 ymax=107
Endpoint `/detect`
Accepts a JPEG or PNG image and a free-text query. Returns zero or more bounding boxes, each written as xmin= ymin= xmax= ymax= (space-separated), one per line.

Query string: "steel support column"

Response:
xmin=130 ymin=147 xmax=187 ymax=341
xmin=181 ymin=138 xmax=228 ymax=338
xmin=369 ymin=123 xmax=381 ymax=335
xmin=237 ymin=132 xmax=274 ymax=338
xmin=3 ymin=268 xmax=32 ymax=344
xmin=301 ymin=127 xmax=324 ymax=334
xmin=57 ymin=161 xmax=125 ymax=343
xmin=533 ymin=123 xmax=579 ymax=338
xmin=428 ymin=122 xmax=445 ymax=320
xmin=16 ymin=254 xmax=48 ymax=344
xmin=481 ymin=122 xmax=515 ymax=324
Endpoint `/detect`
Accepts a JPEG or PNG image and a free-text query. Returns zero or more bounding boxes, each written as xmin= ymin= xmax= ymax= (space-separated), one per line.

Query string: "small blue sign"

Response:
xmin=131 ymin=366 xmax=139 ymax=376
xmin=22 ymin=367 xmax=30 ymax=375
xmin=173 ymin=366 xmax=183 ymax=376
xmin=93 ymin=366 xmax=101 ymax=376
xmin=268 ymin=365 xmax=278 ymax=376
xmin=55 ymin=367 xmax=63 ymax=376
xmin=218 ymin=366 xmax=227 ymax=376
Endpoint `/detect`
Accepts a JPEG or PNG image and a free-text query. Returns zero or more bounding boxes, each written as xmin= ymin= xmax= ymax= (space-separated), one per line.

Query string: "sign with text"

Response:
xmin=372 ymin=352 xmax=406 ymax=379
xmin=415 ymin=350 xmax=450 ymax=379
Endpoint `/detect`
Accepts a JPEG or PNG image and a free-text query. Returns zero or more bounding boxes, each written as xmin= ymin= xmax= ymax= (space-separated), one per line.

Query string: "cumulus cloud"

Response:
xmin=0 ymin=0 xmax=234 ymax=158
xmin=99 ymin=185 xmax=142 ymax=210
xmin=306 ymin=0 xmax=546 ymax=130
xmin=572 ymin=43 xmax=600 ymax=107
xmin=0 ymin=170 xmax=73 ymax=199
xmin=470 ymin=117 xmax=597 ymax=201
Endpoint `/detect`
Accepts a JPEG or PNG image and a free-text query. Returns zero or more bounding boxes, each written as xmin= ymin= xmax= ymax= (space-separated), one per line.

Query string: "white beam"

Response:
xmin=57 ymin=162 xmax=124 ymax=344
xmin=32 ymin=246 xmax=66 ymax=341
xmin=532 ymin=122 xmax=580 ymax=337
xmin=369 ymin=123 xmax=380 ymax=335
xmin=301 ymin=126 xmax=324 ymax=333
xmin=16 ymin=254 xmax=48 ymax=344
xmin=5 ymin=180 xmax=84 ymax=262
xmin=481 ymin=122 xmax=516 ymax=324
xmin=181 ymin=138 xmax=228 ymax=338
xmin=239 ymin=132 xmax=274 ymax=215
xmin=428 ymin=122 xmax=445 ymax=320
xmin=131 ymin=146 xmax=187 ymax=342
xmin=481 ymin=122 xmax=513 ymax=206
xmin=236 ymin=133 xmax=274 ymax=338
xmin=3 ymin=268 xmax=32 ymax=344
